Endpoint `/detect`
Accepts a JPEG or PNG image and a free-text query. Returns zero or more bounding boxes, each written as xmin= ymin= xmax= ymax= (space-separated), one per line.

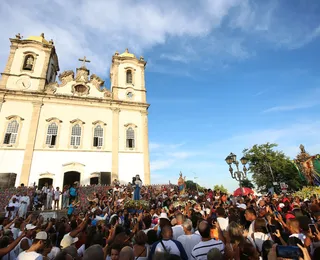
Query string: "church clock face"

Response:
xmin=16 ymin=77 xmax=31 ymax=90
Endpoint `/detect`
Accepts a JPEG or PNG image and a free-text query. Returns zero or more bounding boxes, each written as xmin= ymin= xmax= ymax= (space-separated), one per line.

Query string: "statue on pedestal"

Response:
xmin=294 ymin=144 xmax=320 ymax=186
xmin=132 ymin=175 xmax=142 ymax=200
xmin=178 ymin=172 xmax=186 ymax=194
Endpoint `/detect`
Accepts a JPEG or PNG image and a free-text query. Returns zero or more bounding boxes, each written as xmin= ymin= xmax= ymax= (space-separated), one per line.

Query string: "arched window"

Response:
xmin=3 ymin=120 xmax=19 ymax=144
xmin=46 ymin=123 xmax=58 ymax=146
xmin=126 ymin=127 xmax=135 ymax=148
xmin=93 ymin=125 xmax=103 ymax=147
xmin=126 ymin=70 xmax=132 ymax=84
xmin=23 ymin=55 xmax=34 ymax=71
xmin=71 ymin=124 xmax=81 ymax=146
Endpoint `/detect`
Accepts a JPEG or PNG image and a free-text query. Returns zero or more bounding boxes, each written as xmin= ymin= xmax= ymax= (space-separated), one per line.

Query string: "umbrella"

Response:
xmin=234 ymin=187 xmax=254 ymax=196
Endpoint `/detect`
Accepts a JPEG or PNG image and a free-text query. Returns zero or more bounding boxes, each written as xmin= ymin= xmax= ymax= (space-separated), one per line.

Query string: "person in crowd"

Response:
xmin=18 ymin=191 xmax=30 ymax=218
xmin=216 ymin=207 xmax=229 ymax=231
xmin=172 ymin=213 xmax=185 ymax=240
xmin=54 ymin=187 xmax=62 ymax=210
xmin=191 ymin=220 xmax=224 ymax=260
xmin=17 ymin=231 xmax=47 ymax=259
xmin=177 ymin=218 xmax=201 ymax=260
xmin=46 ymin=185 xmax=54 ymax=210
xmin=149 ymin=225 xmax=188 ymax=260
xmin=62 ymin=185 xmax=70 ymax=209
xmin=69 ymin=183 xmax=78 ymax=204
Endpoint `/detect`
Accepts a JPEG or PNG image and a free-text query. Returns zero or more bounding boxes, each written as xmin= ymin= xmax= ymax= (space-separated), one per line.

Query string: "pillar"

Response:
xmin=141 ymin=110 xmax=150 ymax=184
xmin=111 ymin=108 xmax=120 ymax=181
xmin=20 ymin=101 xmax=43 ymax=186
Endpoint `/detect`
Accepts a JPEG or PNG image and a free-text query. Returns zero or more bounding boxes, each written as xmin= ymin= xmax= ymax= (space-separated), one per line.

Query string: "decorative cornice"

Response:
xmin=46 ymin=117 xmax=62 ymax=123
xmin=6 ymin=115 xmax=24 ymax=121
xmin=90 ymin=74 xmax=105 ymax=89
xmin=62 ymin=162 xmax=86 ymax=167
xmin=124 ymin=123 xmax=137 ymax=128
xmin=70 ymin=118 xmax=85 ymax=124
xmin=92 ymin=120 xmax=107 ymax=126
xmin=58 ymin=70 xmax=74 ymax=87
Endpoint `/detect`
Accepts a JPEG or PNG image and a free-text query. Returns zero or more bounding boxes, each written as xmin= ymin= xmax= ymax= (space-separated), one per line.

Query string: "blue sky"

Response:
xmin=1 ymin=0 xmax=320 ymax=192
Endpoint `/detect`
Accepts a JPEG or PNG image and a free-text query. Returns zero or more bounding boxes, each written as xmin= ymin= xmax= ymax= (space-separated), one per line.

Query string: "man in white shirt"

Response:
xmin=17 ymin=231 xmax=47 ymax=260
xmin=172 ymin=213 xmax=185 ymax=240
xmin=216 ymin=207 xmax=229 ymax=232
xmin=149 ymin=225 xmax=188 ymax=260
xmin=191 ymin=220 xmax=224 ymax=260
xmin=177 ymin=219 xmax=201 ymax=260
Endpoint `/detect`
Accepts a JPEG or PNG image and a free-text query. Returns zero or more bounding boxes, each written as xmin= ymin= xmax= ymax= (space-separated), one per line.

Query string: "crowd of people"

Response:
xmin=0 ymin=182 xmax=319 ymax=260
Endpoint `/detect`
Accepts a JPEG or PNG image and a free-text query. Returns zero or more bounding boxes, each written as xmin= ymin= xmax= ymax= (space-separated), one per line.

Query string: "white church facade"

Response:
xmin=0 ymin=33 xmax=150 ymax=189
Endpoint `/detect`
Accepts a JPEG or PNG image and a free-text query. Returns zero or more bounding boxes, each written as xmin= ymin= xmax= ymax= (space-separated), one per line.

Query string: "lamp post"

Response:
xmin=225 ymin=152 xmax=249 ymax=188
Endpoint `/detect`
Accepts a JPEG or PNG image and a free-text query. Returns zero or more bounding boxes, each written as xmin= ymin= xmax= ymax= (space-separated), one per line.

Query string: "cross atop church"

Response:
xmin=78 ymin=56 xmax=90 ymax=68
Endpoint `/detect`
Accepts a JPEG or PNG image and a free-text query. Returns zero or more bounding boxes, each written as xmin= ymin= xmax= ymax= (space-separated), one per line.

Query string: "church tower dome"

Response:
xmin=26 ymin=33 xmax=50 ymax=45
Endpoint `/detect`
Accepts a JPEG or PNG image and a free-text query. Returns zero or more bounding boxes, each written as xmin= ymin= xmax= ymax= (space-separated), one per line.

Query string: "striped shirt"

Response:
xmin=191 ymin=239 xmax=225 ymax=260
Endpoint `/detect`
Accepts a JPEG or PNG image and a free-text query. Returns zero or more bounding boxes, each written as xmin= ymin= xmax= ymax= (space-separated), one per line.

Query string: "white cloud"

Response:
xmin=263 ymin=103 xmax=318 ymax=113
xmin=160 ymin=54 xmax=188 ymax=63
xmin=1 ymin=0 xmax=319 ymax=78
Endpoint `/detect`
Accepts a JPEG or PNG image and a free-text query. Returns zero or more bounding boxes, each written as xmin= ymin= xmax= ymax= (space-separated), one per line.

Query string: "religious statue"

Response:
xmin=294 ymin=144 xmax=320 ymax=186
xmin=132 ymin=174 xmax=142 ymax=200
xmin=178 ymin=172 xmax=186 ymax=194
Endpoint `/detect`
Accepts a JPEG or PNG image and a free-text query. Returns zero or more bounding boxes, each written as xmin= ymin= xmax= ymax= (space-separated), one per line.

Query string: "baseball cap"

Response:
xmin=35 ymin=231 xmax=48 ymax=240
xmin=60 ymin=233 xmax=79 ymax=249
xmin=26 ymin=224 xmax=36 ymax=230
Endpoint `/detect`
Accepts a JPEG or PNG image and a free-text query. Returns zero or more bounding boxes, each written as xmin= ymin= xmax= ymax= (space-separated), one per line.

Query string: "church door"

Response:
xmin=63 ymin=171 xmax=80 ymax=187
xmin=90 ymin=177 xmax=99 ymax=185
xmin=38 ymin=178 xmax=53 ymax=189
xmin=100 ymin=172 xmax=111 ymax=185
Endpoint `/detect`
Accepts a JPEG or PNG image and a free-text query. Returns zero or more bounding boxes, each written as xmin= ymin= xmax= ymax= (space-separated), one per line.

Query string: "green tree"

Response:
xmin=243 ymin=143 xmax=306 ymax=192
xmin=213 ymin=184 xmax=228 ymax=194
xmin=240 ymin=178 xmax=255 ymax=189
xmin=186 ymin=180 xmax=197 ymax=190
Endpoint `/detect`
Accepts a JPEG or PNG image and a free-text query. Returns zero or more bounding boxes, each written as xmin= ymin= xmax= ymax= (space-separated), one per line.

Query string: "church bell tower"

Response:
xmin=0 ymin=33 xmax=59 ymax=92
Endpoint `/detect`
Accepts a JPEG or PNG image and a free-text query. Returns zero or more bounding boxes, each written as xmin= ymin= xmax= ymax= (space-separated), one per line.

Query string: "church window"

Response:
xmin=126 ymin=70 xmax=132 ymax=84
xmin=3 ymin=120 xmax=19 ymax=144
xmin=93 ymin=125 xmax=103 ymax=147
xmin=74 ymin=85 xmax=87 ymax=93
xmin=71 ymin=124 xmax=81 ymax=146
xmin=46 ymin=123 xmax=58 ymax=146
xmin=126 ymin=127 xmax=135 ymax=148
xmin=23 ymin=55 xmax=34 ymax=71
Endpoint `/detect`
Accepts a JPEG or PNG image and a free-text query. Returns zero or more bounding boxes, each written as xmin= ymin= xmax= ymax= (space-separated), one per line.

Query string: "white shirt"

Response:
xmin=172 ymin=225 xmax=185 ymax=240
xmin=217 ymin=217 xmax=229 ymax=231
xmin=47 ymin=246 xmax=60 ymax=260
xmin=153 ymin=239 xmax=183 ymax=257
xmin=248 ymin=232 xmax=271 ymax=252
xmin=177 ymin=234 xmax=201 ymax=260
xmin=17 ymin=251 xmax=43 ymax=260
xmin=289 ymin=233 xmax=306 ymax=244
xmin=191 ymin=239 xmax=225 ymax=260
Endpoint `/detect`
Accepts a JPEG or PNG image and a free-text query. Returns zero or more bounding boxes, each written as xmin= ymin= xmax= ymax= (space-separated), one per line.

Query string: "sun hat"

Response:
xmin=60 ymin=233 xmax=79 ymax=249
xmin=35 ymin=231 xmax=48 ymax=240
xmin=159 ymin=212 xmax=170 ymax=221
xmin=26 ymin=224 xmax=36 ymax=230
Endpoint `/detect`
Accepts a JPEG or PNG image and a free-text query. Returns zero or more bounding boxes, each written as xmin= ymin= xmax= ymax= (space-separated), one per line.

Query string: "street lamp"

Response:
xmin=225 ymin=152 xmax=249 ymax=187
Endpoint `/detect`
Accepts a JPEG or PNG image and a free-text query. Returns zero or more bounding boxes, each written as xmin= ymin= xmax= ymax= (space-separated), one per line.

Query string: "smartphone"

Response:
xmin=274 ymin=211 xmax=279 ymax=217
xmin=276 ymin=245 xmax=302 ymax=259
xmin=268 ymin=224 xmax=277 ymax=234
xmin=309 ymin=224 xmax=317 ymax=235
